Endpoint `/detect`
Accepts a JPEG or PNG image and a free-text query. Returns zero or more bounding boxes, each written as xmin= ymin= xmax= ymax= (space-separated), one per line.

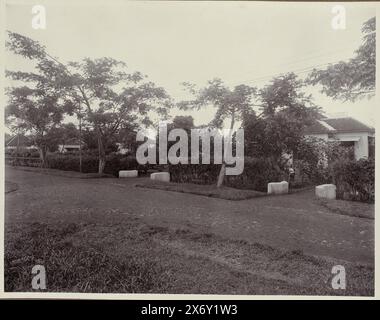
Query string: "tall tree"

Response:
xmin=5 ymin=86 xmax=66 ymax=166
xmin=244 ymin=73 xmax=322 ymax=170
xmin=307 ymin=17 xmax=375 ymax=101
xmin=6 ymin=31 xmax=172 ymax=173
xmin=179 ymin=79 xmax=256 ymax=187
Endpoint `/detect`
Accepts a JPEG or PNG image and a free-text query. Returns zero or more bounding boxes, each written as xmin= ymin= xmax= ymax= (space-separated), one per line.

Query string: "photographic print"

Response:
xmin=1 ymin=0 xmax=377 ymax=298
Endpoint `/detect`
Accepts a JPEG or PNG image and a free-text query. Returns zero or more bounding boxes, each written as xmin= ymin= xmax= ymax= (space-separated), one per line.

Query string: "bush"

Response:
xmin=293 ymin=159 xmax=332 ymax=186
xmin=46 ymin=153 xmax=161 ymax=176
xmin=104 ymin=154 xmax=160 ymax=176
xmin=104 ymin=154 xmax=139 ymax=176
xmin=9 ymin=151 xmax=163 ymax=176
xmin=332 ymin=158 xmax=374 ymax=203
xmin=169 ymin=163 xmax=221 ymax=185
xmin=225 ymin=157 xmax=284 ymax=192
xmin=169 ymin=157 xmax=284 ymax=192
xmin=47 ymin=154 xmax=98 ymax=173
xmin=293 ymin=137 xmax=355 ymax=186
xmin=7 ymin=148 xmax=40 ymax=158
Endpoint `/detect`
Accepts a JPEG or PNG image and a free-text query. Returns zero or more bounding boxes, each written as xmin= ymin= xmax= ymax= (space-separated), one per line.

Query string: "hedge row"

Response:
xmin=169 ymin=157 xmax=284 ymax=192
xmin=225 ymin=157 xmax=284 ymax=192
xmin=46 ymin=154 xmax=162 ymax=176
xmin=332 ymin=158 xmax=374 ymax=203
xmin=11 ymin=153 xmax=285 ymax=192
xmin=11 ymin=152 xmax=375 ymax=202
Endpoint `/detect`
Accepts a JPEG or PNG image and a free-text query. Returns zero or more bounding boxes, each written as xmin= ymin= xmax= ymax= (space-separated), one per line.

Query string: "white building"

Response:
xmin=304 ymin=117 xmax=375 ymax=160
xmin=58 ymin=138 xmax=85 ymax=153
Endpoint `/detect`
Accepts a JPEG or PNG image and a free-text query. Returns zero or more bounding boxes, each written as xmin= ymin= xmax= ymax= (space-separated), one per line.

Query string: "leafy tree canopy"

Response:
xmin=244 ymin=73 xmax=322 ymax=166
xmin=307 ymin=17 xmax=375 ymax=102
xmin=6 ymin=31 xmax=173 ymax=172
xmin=178 ymin=79 xmax=257 ymax=130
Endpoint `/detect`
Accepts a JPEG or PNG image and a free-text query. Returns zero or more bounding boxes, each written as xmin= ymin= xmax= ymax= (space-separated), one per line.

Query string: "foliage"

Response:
xmin=5 ymin=85 xmax=67 ymax=166
xmin=225 ymin=157 xmax=284 ymax=192
xmin=6 ymin=31 xmax=172 ymax=173
xmin=43 ymin=153 xmax=160 ymax=177
xmin=43 ymin=123 xmax=80 ymax=152
xmin=169 ymin=163 xmax=221 ymax=185
xmin=169 ymin=157 xmax=284 ymax=192
xmin=169 ymin=115 xmax=195 ymax=131
xmin=307 ymin=17 xmax=375 ymax=101
xmin=178 ymin=79 xmax=257 ymax=187
xmin=293 ymin=136 xmax=355 ymax=185
xmin=332 ymin=158 xmax=374 ymax=203
xmin=244 ymin=73 xmax=321 ymax=168
xmin=47 ymin=154 xmax=98 ymax=173
xmin=179 ymin=79 xmax=256 ymax=129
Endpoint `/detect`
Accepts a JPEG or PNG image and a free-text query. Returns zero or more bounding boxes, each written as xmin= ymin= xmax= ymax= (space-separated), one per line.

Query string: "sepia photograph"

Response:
xmin=1 ymin=0 xmax=377 ymax=298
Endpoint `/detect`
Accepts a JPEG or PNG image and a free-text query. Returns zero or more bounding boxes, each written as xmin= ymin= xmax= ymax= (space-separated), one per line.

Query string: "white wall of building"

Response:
xmin=305 ymin=132 xmax=371 ymax=160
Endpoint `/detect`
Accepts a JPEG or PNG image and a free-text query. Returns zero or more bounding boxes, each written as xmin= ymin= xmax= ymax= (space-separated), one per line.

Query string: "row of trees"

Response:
xmin=5 ymin=17 xmax=375 ymax=186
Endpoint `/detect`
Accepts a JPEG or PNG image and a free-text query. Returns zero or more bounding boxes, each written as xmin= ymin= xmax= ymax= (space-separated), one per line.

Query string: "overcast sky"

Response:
xmin=5 ymin=0 xmax=377 ymax=128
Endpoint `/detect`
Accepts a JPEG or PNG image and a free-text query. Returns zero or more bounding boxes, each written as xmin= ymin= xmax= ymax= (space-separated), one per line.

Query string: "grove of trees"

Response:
xmin=5 ymin=16 xmax=375 ymax=189
xmin=6 ymin=31 xmax=172 ymax=173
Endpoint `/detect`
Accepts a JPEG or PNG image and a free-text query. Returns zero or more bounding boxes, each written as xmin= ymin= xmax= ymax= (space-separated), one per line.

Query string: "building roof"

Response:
xmin=304 ymin=117 xmax=375 ymax=135
xmin=6 ymin=134 xmax=33 ymax=147
xmin=59 ymin=138 xmax=85 ymax=146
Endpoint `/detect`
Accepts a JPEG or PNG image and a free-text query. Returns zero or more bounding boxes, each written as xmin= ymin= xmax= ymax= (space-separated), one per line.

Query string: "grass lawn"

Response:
xmin=317 ymin=198 xmax=374 ymax=219
xmin=5 ymin=181 xmax=18 ymax=193
xmin=8 ymin=165 xmax=113 ymax=179
xmin=5 ymin=167 xmax=374 ymax=295
xmin=5 ymin=215 xmax=373 ymax=295
xmin=135 ymin=180 xmax=267 ymax=200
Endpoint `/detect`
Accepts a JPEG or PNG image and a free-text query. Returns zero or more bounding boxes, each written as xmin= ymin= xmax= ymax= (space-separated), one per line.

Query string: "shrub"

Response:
xmin=47 ymin=154 xmax=98 ymax=173
xmin=104 ymin=154 xmax=160 ymax=176
xmin=7 ymin=148 xmax=40 ymax=158
xmin=332 ymin=158 xmax=374 ymax=203
xmin=169 ymin=157 xmax=284 ymax=192
xmin=225 ymin=157 xmax=284 ymax=192
xmin=46 ymin=153 xmax=160 ymax=176
xmin=10 ymin=151 xmax=162 ymax=176
xmin=293 ymin=137 xmax=355 ymax=186
xmin=169 ymin=163 xmax=221 ymax=185
xmin=293 ymin=159 xmax=332 ymax=186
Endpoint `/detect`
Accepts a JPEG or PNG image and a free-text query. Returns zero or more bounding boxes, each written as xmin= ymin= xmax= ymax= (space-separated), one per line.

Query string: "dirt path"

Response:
xmin=5 ymin=167 xmax=374 ymax=264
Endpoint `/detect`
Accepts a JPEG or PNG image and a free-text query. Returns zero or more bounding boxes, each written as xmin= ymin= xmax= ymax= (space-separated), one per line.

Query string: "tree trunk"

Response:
xmin=98 ymin=155 xmax=106 ymax=175
xmin=79 ymin=114 xmax=82 ymax=173
xmin=78 ymin=89 xmax=106 ymax=175
xmin=97 ymin=134 xmax=106 ymax=175
xmin=39 ymin=146 xmax=47 ymax=168
xmin=216 ymin=163 xmax=226 ymax=188
xmin=216 ymin=112 xmax=235 ymax=188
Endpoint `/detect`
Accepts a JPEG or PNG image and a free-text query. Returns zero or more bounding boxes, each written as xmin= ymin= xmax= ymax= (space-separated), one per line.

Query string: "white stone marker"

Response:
xmin=267 ymin=181 xmax=289 ymax=195
xmin=119 ymin=170 xmax=138 ymax=178
xmin=150 ymin=172 xmax=170 ymax=182
xmin=315 ymin=184 xmax=336 ymax=200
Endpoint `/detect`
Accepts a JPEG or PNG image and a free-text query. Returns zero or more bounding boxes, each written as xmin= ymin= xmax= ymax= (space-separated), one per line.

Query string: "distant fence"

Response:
xmin=5 ymin=156 xmax=42 ymax=167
